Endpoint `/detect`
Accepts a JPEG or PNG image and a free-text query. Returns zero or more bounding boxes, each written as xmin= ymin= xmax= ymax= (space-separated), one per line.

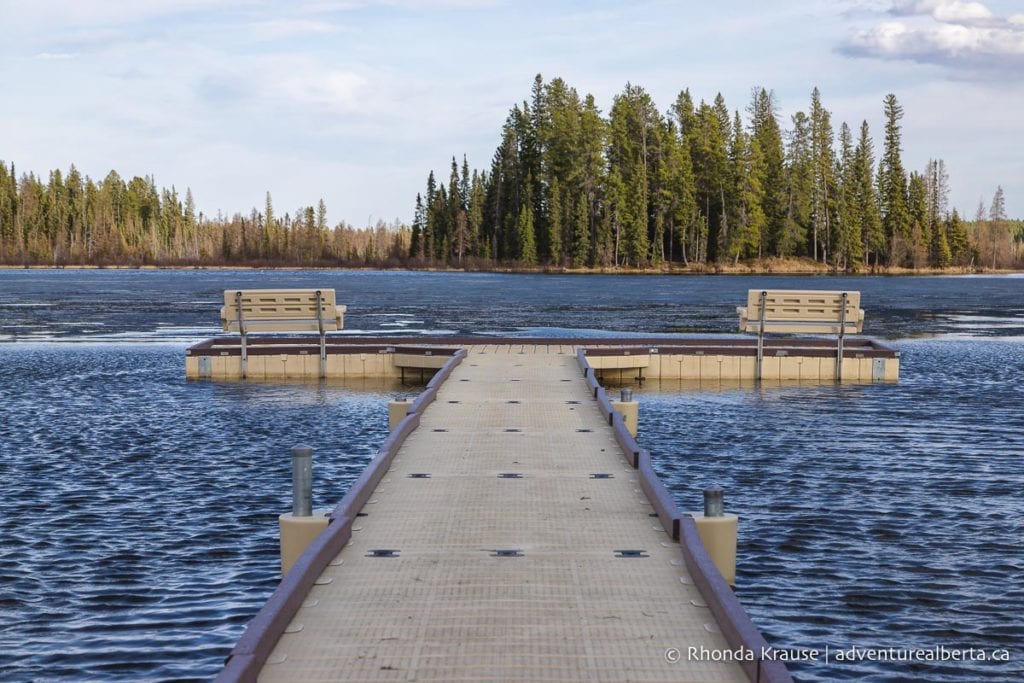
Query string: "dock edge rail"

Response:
xmin=215 ymin=349 xmax=468 ymax=683
xmin=576 ymin=348 xmax=793 ymax=683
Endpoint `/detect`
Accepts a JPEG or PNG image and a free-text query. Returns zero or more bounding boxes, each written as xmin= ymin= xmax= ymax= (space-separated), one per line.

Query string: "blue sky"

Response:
xmin=1 ymin=0 xmax=1021 ymax=224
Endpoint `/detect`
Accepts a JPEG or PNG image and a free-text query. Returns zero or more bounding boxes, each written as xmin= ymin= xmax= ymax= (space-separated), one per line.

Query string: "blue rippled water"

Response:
xmin=0 ymin=269 xmax=1022 ymax=682
xmin=636 ymin=340 xmax=1024 ymax=682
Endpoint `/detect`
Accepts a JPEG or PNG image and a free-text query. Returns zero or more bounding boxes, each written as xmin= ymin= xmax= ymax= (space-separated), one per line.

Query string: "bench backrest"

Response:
xmin=220 ymin=289 xmax=345 ymax=332
xmin=739 ymin=289 xmax=863 ymax=334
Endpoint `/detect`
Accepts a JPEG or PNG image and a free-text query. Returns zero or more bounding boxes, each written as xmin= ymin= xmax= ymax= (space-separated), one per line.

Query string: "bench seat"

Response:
xmin=220 ymin=288 xmax=346 ymax=379
xmin=738 ymin=289 xmax=864 ymax=382
xmin=737 ymin=290 xmax=863 ymax=335
xmin=220 ymin=289 xmax=345 ymax=332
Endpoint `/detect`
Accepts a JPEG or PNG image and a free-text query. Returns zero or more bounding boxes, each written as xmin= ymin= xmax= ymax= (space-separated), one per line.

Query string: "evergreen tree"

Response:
xmin=670 ymin=91 xmax=699 ymax=263
xmin=468 ymin=171 xmax=485 ymax=259
xmin=691 ymin=101 xmax=729 ymax=262
xmin=907 ymin=172 xmax=929 ymax=267
xmin=945 ymin=208 xmax=970 ymax=265
xmin=578 ymin=94 xmax=607 ymax=263
xmin=424 ymin=171 xmax=437 ymax=260
xmin=517 ymin=203 xmax=536 ymax=265
xmin=609 ymin=83 xmax=657 ymax=267
xmin=410 ymin=193 xmax=424 ymax=258
xmin=809 ymin=88 xmax=836 ymax=263
xmin=836 ymin=122 xmax=863 ymax=268
xmin=925 ymin=159 xmax=950 ymax=266
xmin=879 ymin=93 xmax=910 ymax=265
xmin=727 ymin=112 xmax=765 ymax=262
xmin=749 ymin=88 xmax=788 ymax=258
xmin=782 ymin=110 xmax=812 ymax=257
xmin=663 ymin=118 xmax=696 ymax=264
xmin=548 ymin=177 xmax=563 ymax=264
xmin=987 ymin=185 xmax=1008 ymax=269
xmin=572 ymin=197 xmax=589 ymax=267
xmin=854 ymin=121 xmax=884 ymax=266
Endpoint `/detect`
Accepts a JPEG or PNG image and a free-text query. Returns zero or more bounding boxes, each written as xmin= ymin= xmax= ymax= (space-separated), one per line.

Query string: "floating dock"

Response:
xmin=186 ymin=335 xmax=899 ymax=383
xmin=211 ymin=342 xmax=813 ymax=683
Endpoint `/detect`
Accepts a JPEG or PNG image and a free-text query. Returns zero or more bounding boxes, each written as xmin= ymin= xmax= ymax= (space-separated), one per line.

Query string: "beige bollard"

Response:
xmin=611 ymin=388 xmax=639 ymax=437
xmin=690 ymin=486 xmax=738 ymax=586
xmin=691 ymin=513 xmax=738 ymax=585
xmin=279 ymin=508 xmax=330 ymax=576
xmin=388 ymin=398 xmax=411 ymax=431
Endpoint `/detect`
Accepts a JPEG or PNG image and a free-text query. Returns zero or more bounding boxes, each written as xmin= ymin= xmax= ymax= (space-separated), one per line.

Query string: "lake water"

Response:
xmin=1 ymin=269 xmax=1022 ymax=682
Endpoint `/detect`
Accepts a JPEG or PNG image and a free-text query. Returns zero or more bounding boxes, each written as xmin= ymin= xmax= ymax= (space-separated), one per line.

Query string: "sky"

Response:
xmin=1 ymin=0 xmax=1022 ymax=224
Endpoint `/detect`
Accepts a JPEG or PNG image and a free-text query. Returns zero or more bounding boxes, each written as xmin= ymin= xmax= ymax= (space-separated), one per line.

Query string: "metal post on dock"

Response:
xmin=292 ymin=445 xmax=313 ymax=517
xmin=691 ymin=484 xmax=738 ymax=586
xmin=613 ymin=388 xmax=639 ymax=437
xmin=703 ymin=485 xmax=724 ymax=518
xmin=279 ymin=445 xmax=328 ymax=576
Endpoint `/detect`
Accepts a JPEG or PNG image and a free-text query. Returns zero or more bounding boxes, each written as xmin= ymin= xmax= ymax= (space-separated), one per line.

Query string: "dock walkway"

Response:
xmin=256 ymin=346 xmax=747 ymax=682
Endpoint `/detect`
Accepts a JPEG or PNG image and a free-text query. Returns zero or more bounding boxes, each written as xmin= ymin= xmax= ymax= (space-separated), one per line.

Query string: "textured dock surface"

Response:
xmin=259 ymin=345 xmax=746 ymax=682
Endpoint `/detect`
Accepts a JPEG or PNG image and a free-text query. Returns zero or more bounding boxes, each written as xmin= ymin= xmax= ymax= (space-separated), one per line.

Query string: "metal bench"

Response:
xmin=220 ymin=289 xmax=346 ymax=379
xmin=738 ymin=289 xmax=864 ymax=381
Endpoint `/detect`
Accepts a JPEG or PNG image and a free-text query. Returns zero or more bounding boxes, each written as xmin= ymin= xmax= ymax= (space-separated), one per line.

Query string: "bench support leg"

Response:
xmin=235 ymin=291 xmax=248 ymax=379
xmin=755 ymin=290 xmax=767 ymax=383
xmin=319 ymin=333 xmax=327 ymax=379
xmin=315 ymin=290 xmax=326 ymax=380
xmin=240 ymin=333 xmax=248 ymax=379
xmin=835 ymin=292 xmax=848 ymax=383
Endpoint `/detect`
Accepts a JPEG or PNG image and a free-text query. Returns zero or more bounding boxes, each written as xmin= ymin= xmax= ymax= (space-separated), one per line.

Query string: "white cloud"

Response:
xmin=893 ymin=1 xmax=996 ymax=25
xmin=842 ymin=1 xmax=1024 ymax=73
xmin=195 ymin=55 xmax=370 ymax=114
xmin=272 ymin=62 xmax=367 ymax=112
xmin=3 ymin=1 xmax=1022 ymax=220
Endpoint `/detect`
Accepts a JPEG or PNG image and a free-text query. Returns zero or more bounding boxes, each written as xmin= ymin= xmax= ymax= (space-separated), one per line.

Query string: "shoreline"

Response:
xmin=0 ymin=258 xmax=1019 ymax=276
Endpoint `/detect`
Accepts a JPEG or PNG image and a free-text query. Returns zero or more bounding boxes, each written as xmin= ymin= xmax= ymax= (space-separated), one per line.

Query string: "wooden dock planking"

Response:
xmin=258 ymin=345 xmax=747 ymax=682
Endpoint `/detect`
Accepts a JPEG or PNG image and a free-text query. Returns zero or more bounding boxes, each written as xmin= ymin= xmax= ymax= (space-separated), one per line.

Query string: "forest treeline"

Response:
xmin=0 ymin=168 xmax=410 ymax=267
xmin=0 ymin=75 xmax=1021 ymax=270
xmin=411 ymin=76 xmax=1022 ymax=270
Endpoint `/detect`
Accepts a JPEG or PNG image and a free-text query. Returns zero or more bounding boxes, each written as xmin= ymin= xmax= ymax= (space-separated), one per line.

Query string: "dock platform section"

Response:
xmin=218 ymin=346 xmax=792 ymax=683
xmin=186 ymin=336 xmax=899 ymax=383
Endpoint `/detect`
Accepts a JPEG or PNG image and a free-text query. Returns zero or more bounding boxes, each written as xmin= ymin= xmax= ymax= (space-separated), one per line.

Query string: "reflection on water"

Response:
xmin=1 ymin=270 xmax=1023 ymax=681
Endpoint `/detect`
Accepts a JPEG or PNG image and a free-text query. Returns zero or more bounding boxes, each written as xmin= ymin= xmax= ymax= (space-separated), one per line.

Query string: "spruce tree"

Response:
xmin=907 ymin=172 xmax=929 ymax=267
xmin=468 ymin=171 xmax=485 ymax=259
xmin=924 ymin=159 xmax=949 ymax=266
xmin=572 ymin=198 xmax=590 ymax=267
xmin=518 ymin=203 xmax=536 ymax=265
xmin=854 ymin=121 xmax=884 ymax=266
xmin=945 ymin=208 xmax=970 ymax=265
xmin=728 ymin=114 xmax=765 ymax=262
xmin=748 ymin=89 xmax=787 ymax=259
xmin=809 ymin=88 xmax=836 ymax=263
xmin=783 ymin=110 xmax=812 ymax=257
xmin=548 ymin=177 xmax=563 ymax=265
xmin=692 ymin=101 xmax=728 ymax=262
xmin=879 ymin=93 xmax=910 ymax=265
xmin=836 ymin=122 xmax=863 ymax=268
xmin=609 ymin=83 xmax=656 ymax=267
